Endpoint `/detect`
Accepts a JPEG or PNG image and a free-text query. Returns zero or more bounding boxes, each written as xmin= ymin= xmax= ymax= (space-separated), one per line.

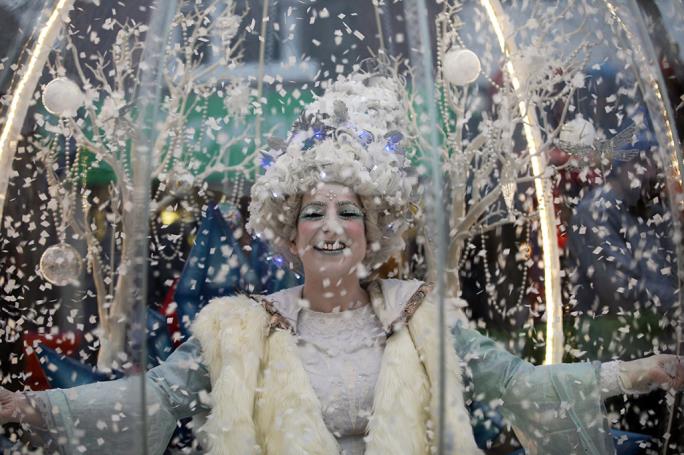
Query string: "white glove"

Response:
xmin=618 ymin=354 xmax=684 ymax=394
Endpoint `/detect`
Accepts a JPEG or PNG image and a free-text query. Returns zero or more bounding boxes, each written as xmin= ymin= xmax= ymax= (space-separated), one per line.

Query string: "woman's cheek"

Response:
xmin=345 ymin=220 xmax=363 ymax=231
xmin=346 ymin=220 xmax=366 ymax=242
xmin=298 ymin=221 xmax=319 ymax=239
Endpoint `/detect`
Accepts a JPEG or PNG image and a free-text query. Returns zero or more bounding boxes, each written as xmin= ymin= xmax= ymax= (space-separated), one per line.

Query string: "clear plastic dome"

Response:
xmin=1 ymin=0 xmax=683 ymax=453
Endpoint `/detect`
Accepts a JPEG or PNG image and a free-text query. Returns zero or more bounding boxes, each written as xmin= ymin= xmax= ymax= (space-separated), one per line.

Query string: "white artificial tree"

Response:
xmin=30 ymin=0 xmax=255 ymax=369
xmin=419 ymin=0 xmax=596 ymax=362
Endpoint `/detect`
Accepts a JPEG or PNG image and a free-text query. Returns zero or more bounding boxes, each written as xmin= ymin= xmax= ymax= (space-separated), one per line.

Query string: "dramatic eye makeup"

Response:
xmin=298 ymin=202 xmax=326 ymax=220
xmin=298 ymin=201 xmax=364 ymax=221
xmin=337 ymin=201 xmax=364 ymax=219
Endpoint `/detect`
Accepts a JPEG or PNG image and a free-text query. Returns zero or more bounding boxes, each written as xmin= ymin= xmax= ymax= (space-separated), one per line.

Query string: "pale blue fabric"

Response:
xmin=32 ymin=339 xmax=209 ymax=454
xmin=451 ymin=321 xmax=615 ymax=454
xmin=30 ymin=303 xmax=614 ymax=454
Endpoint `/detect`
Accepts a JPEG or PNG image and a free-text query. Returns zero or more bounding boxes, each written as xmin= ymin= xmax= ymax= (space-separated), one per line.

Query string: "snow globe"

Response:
xmin=0 ymin=0 xmax=683 ymax=452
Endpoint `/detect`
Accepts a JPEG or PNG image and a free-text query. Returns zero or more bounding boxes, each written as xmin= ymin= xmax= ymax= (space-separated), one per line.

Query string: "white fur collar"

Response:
xmin=192 ymin=282 xmax=483 ymax=455
xmin=261 ymin=279 xmax=425 ymax=334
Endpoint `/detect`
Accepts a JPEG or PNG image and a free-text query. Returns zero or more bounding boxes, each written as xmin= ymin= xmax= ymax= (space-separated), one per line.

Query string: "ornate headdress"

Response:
xmin=246 ymin=67 xmax=418 ymax=272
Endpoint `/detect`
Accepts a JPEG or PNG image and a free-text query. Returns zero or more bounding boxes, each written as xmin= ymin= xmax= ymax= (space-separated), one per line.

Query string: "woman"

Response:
xmin=1 ymin=71 xmax=683 ymax=455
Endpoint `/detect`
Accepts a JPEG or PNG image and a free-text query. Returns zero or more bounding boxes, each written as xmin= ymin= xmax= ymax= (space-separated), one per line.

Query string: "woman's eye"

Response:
xmin=339 ymin=209 xmax=363 ymax=219
xmin=299 ymin=210 xmax=324 ymax=220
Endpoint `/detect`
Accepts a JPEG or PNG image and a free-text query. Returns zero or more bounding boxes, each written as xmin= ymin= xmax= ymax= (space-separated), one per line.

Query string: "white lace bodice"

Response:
xmin=296 ymin=304 xmax=386 ymax=455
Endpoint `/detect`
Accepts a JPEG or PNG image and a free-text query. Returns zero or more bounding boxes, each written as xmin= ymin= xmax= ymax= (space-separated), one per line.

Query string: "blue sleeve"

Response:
xmin=30 ymin=338 xmax=211 ymax=455
xmin=451 ymin=322 xmax=616 ymax=455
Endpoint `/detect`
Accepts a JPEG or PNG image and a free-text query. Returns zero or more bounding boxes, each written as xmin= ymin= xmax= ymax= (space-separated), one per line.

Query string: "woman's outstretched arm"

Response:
xmin=451 ymin=319 xmax=614 ymax=455
xmin=1 ymin=337 xmax=211 ymax=454
xmin=451 ymin=319 xmax=684 ymax=454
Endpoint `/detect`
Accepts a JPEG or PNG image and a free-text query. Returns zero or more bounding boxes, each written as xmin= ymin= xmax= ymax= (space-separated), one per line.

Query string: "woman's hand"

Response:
xmin=618 ymin=354 xmax=684 ymax=393
xmin=0 ymin=387 xmax=42 ymax=426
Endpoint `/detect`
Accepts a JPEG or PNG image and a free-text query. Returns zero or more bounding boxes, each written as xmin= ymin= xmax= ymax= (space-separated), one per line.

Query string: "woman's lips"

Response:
xmin=314 ymin=240 xmax=347 ymax=254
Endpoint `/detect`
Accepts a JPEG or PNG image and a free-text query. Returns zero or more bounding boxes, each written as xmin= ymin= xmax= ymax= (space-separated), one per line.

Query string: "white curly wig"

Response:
xmin=246 ymin=70 xmax=418 ymax=272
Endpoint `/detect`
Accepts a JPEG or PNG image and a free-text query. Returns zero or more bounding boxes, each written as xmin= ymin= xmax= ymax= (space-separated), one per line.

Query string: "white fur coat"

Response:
xmin=192 ymin=280 xmax=483 ymax=455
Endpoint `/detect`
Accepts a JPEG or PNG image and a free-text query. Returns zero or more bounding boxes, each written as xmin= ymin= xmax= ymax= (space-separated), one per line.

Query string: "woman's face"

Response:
xmin=292 ymin=183 xmax=367 ymax=280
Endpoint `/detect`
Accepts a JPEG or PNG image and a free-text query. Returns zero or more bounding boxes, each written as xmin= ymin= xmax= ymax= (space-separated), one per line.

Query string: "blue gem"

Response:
xmin=313 ymin=126 xmax=326 ymax=141
xmin=385 ymin=130 xmax=403 ymax=144
xmin=384 ymin=130 xmax=404 ymax=153
xmin=358 ymin=129 xmax=374 ymax=146
xmin=260 ymin=152 xmax=275 ymax=169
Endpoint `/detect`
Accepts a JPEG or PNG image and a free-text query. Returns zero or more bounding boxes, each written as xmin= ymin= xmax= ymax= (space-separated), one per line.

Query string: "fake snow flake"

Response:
xmin=42 ymin=77 xmax=84 ymax=117
xmin=442 ymin=48 xmax=481 ymax=86
xmin=216 ymin=13 xmax=241 ymax=47
xmin=164 ymin=170 xmax=195 ymax=196
xmin=559 ymin=115 xmax=596 ymax=147
xmin=571 ymin=72 xmax=585 ymax=88
xmin=224 ymin=82 xmax=251 ymax=117
xmin=39 ymin=242 xmax=83 ymax=286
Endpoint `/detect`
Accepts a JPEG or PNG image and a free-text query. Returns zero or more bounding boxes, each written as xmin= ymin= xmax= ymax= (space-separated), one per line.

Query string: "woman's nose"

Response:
xmin=322 ymin=215 xmax=343 ymax=234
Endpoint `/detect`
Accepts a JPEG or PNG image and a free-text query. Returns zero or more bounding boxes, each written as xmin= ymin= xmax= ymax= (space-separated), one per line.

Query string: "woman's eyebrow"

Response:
xmin=336 ymin=200 xmax=362 ymax=208
xmin=301 ymin=201 xmax=327 ymax=209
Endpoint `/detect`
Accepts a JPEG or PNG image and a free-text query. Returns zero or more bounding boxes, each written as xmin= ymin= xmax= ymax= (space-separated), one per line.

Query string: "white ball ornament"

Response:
xmin=40 ymin=243 xmax=83 ymax=286
xmin=165 ymin=170 xmax=195 ymax=196
xmin=42 ymin=77 xmax=85 ymax=117
xmin=443 ymin=48 xmax=481 ymax=86
xmin=559 ymin=116 xmax=596 ymax=146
